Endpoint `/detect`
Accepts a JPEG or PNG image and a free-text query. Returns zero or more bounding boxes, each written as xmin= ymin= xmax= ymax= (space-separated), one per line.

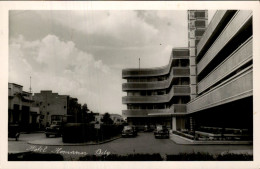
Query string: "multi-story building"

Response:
xmin=33 ymin=91 xmax=71 ymax=127
xmin=187 ymin=10 xmax=253 ymax=132
xmin=122 ymin=48 xmax=191 ymax=129
xmin=122 ymin=10 xmax=253 ymax=134
xmin=8 ymin=83 xmax=40 ymax=131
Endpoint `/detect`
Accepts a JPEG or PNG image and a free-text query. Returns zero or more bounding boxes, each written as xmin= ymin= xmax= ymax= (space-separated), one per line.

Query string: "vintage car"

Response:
xmin=144 ymin=125 xmax=154 ymax=132
xmin=8 ymin=124 xmax=20 ymax=141
xmin=154 ymin=125 xmax=169 ymax=139
xmin=121 ymin=125 xmax=137 ymax=137
xmin=45 ymin=121 xmax=62 ymax=137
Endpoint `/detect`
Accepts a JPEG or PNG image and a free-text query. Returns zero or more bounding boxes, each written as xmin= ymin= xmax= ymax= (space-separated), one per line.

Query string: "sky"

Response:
xmin=9 ymin=10 xmax=215 ymax=115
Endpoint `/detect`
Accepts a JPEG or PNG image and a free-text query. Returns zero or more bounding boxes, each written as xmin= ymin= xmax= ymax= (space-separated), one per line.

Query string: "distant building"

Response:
xmin=8 ymin=83 xmax=40 ymax=131
xmin=110 ymin=114 xmax=124 ymax=124
xmin=94 ymin=113 xmax=124 ymax=124
xmin=33 ymin=91 xmax=71 ymax=127
xmin=94 ymin=113 xmax=103 ymax=124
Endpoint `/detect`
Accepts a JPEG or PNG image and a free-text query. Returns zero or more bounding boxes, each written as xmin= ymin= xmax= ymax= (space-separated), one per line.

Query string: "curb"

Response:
xmin=27 ymin=136 xmax=122 ymax=146
xmin=170 ymin=133 xmax=253 ymax=145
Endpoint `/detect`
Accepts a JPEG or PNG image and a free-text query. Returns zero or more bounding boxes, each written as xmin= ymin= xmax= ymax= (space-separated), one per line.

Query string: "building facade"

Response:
xmin=187 ymin=10 xmax=253 ymax=132
xmin=33 ymin=91 xmax=70 ymax=127
xmin=8 ymin=83 xmax=40 ymax=131
xmin=122 ymin=10 xmax=253 ymax=134
xmin=122 ymin=48 xmax=191 ymax=129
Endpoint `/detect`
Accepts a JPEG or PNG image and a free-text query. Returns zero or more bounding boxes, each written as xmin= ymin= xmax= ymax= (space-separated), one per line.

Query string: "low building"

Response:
xmin=33 ymin=91 xmax=70 ymax=127
xmin=8 ymin=83 xmax=40 ymax=131
xmin=110 ymin=114 xmax=124 ymax=124
xmin=94 ymin=113 xmax=124 ymax=124
xmin=94 ymin=113 xmax=103 ymax=124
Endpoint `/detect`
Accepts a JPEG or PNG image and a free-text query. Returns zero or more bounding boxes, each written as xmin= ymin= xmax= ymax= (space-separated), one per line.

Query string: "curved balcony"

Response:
xmin=197 ymin=10 xmax=252 ymax=75
xmin=122 ymin=67 xmax=189 ymax=91
xmin=122 ymin=104 xmax=186 ymax=117
xmin=198 ymin=37 xmax=252 ymax=94
xmin=187 ymin=68 xmax=252 ymax=114
xmin=122 ymin=86 xmax=190 ymax=104
xmin=122 ymin=49 xmax=189 ymax=78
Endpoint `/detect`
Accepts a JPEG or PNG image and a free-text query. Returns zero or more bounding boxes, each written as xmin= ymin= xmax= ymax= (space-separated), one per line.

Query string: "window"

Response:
xmin=195 ymin=29 xmax=205 ymax=36
xmin=195 ymin=12 xmax=206 ymax=18
xmin=195 ymin=21 xmax=206 ymax=27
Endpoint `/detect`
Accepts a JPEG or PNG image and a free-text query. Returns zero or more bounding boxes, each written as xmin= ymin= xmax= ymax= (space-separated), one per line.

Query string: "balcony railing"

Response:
xmin=122 ymin=66 xmax=189 ymax=91
xmin=123 ymin=81 xmax=169 ymax=91
xmin=122 ymin=58 xmax=172 ymax=78
xmin=122 ymin=49 xmax=189 ymax=78
xmin=198 ymin=37 xmax=252 ymax=94
xmin=197 ymin=10 xmax=252 ymax=75
xmin=187 ymin=68 xmax=252 ymax=113
xmin=172 ymin=68 xmax=190 ymax=77
xmin=197 ymin=10 xmax=228 ymax=55
xmin=122 ymin=104 xmax=187 ymax=117
xmin=122 ymin=86 xmax=190 ymax=104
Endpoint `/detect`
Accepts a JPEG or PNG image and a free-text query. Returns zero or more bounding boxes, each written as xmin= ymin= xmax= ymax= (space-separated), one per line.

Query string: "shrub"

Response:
xmin=166 ymin=152 xmax=253 ymax=161
xmin=166 ymin=152 xmax=214 ymax=161
xmin=79 ymin=153 xmax=163 ymax=161
xmin=8 ymin=152 xmax=64 ymax=161
xmin=62 ymin=123 xmax=123 ymax=143
xmin=216 ymin=153 xmax=253 ymax=161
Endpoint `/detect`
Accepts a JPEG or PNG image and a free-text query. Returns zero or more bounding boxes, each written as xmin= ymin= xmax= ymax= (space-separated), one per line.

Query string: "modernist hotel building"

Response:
xmin=122 ymin=10 xmax=253 ymax=133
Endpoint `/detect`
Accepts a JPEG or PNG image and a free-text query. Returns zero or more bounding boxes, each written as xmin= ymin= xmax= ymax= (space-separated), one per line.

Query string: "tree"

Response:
xmin=101 ymin=112 xmax=114 ymax=125
xmin=82 ymin=104 xmax=89 ymax=113
xmin=67 ymin=98 xmax=81 ymax=123
xmin=86 ymin=111 xmax=95 ymax=123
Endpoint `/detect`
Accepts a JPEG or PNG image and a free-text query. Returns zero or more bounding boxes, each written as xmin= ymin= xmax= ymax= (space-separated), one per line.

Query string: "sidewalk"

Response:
xmin=28 ymin=136 xmax=122 ymax=146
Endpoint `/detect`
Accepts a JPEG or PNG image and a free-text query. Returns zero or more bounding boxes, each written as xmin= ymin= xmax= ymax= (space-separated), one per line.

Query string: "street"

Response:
xmin=8 ymin=132 xmax=253 ymax=160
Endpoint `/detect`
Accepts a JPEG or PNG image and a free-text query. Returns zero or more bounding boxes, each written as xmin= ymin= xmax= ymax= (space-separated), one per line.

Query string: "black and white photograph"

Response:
xmin=1 ymin=1 xmax=260 ymax=169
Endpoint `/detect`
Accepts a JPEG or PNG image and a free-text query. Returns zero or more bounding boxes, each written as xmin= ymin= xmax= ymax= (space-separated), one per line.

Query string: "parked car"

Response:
xmin=121 ymin=125 xmax=137 ymax=137
xmin=144 ymin=125 xmax=154 ymax=132
xmin=154 ymin=125 xmax=169 ymax=139
xmin=8 ymin=124 xmax=20 ymax=141
xmin=45 ymin=121 xmax=62 ymax=137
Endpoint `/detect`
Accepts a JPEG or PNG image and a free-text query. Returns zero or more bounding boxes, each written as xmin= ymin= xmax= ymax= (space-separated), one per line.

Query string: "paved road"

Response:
xmin=9 ymin=132 xmax=253 ymax=160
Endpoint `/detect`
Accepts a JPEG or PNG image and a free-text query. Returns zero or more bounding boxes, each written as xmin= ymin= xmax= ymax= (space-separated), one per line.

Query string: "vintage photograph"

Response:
xmin=8 ymin=9 xmax=253 ymax=161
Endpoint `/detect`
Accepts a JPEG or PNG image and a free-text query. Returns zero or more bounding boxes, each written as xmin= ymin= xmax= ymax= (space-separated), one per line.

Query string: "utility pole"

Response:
xmin=139 ymin=58 xmax=140 ymax=70
xmin=29 ymin=76 xmax=32 ymax=93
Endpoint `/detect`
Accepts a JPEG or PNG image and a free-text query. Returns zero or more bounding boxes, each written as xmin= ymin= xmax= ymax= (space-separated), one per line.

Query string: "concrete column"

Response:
xmin=172 ymin=117 xmax=177 ymax=131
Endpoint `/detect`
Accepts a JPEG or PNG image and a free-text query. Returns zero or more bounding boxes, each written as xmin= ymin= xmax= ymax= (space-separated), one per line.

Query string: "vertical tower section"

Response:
xmin=187 ymin=10 xmax=208 ymax=100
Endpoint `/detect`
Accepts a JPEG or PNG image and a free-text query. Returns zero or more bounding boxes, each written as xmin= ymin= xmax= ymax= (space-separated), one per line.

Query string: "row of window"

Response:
xmin=127 ymin=97 xmax=190 ymax=109
xmin=127 ymin=75 xmax=168 ymax=82
xmin=127 ymin=90 xmax=167 ymax=96
xmin=127 ymin=65 xmax=190 ymax=83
